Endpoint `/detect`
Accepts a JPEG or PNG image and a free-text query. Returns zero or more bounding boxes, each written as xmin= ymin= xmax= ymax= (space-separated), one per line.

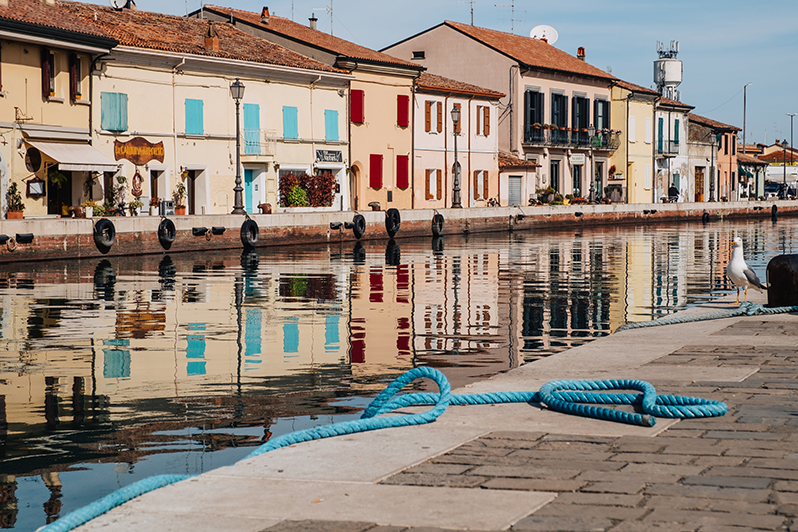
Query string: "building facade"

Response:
xmin=688 ymin=113 xmax=740 ymax=202
xmin=654 ymin=97 xmax=693 ymax=203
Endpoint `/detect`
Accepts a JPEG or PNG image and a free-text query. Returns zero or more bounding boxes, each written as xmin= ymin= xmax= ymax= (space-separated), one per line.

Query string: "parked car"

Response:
xmin=765 ymin=182 xmax=781 ymax=199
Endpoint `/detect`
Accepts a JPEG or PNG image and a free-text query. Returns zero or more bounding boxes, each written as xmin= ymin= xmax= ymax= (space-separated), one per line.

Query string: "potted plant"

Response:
xmin=150 ymin=196 xmax=160 ymax=216
xmin=81 ymin=199 xmax=98 ymax=218
xmin=6 ymin=182 xmax=24 ymax=219
xmin=128 ymin=198 xmax=144 ymax=216
xmin=172 ymin=181 xmax=186 ymax=215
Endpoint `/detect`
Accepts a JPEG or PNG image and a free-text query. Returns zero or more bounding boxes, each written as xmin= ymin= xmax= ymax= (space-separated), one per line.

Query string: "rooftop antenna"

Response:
xmin=495 ymin=2 xmax=523 ymax=34
xmin=313 ymin=0 xmax=333 ymax=34
xmin=458 ymin=0 xmax=474 ymax=25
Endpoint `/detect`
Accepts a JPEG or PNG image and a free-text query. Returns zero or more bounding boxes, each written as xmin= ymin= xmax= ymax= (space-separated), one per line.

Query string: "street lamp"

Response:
xmin=742 ymin=83 xmax=751 ymax=154
xmin=709 ymin=132 xmax=716 ymax=202
xmin=587 ymin=124 xmax=596 ymax=201
xmin=450 ymin=105 xmax=462 ymax=208
xmin=230 ymin=78 xmax=246 ymax=214
xmin=782 ymin=139 xmax=789 ymax=197
xmin=789 ymin=113 xmax=796 ymax=188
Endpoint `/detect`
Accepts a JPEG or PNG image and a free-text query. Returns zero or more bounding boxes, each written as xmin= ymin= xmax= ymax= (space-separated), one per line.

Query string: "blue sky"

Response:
xmin=106 ymin=0 xmax=798 ymax=147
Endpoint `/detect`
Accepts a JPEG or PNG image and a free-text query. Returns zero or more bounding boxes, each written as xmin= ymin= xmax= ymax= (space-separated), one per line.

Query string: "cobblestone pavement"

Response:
xmin=261 ymin=316 xmax=798 ymax=532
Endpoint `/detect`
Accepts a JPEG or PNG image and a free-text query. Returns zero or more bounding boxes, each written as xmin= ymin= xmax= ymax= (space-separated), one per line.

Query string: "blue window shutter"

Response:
xmin=243 ymin=103 xmax=260 ymax=155
xmin=674 ymin=118 xmax=680 ymax=144
xmin=324 ymin=109 xmax=339 ymax=141
xmin=185 ymin=99 xmax=204 ymax=135
xmin=658 ymin=117 xmax=664 ymax=153
xmin=101 ymin=92 xmax=128 ymax=132
xmin=283 ymin=106 xmax=299 ymax=139
xmin=118 ymin=93 xmax=128 ymax=132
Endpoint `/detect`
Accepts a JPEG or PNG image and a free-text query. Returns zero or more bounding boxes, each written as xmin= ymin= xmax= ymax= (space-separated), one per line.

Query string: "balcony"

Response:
xmin=657 ymin=140 xmax=680 ymax=157
xmin=523 ymin=127 xmax=620 ymax=151
xmin=243 ymin=129 xmax=277 ymax=156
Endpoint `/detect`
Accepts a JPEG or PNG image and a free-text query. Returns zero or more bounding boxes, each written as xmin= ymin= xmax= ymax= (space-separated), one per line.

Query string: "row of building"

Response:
xmin=1 ymin=0 xmax=796 ymax=218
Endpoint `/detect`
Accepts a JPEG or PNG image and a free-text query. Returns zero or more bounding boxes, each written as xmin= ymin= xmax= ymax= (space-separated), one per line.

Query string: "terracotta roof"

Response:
xmin=416 ymin=72 xmax=505 ymax=99
xmin=0 ymin=0 xmax=115 ymax=41
xmin=688 ymin=112 xmax=741 ymax=132
xmin=737 ymin=152 xmax=767 ymax=166
xmin=613 ymin=79 xmax=660 ymax=97
xmin=657 ymin=96 xmax=694 ymax=110
xmin=201 ymin=5 xmax=421 ymax=71
xmin=58 ymin=1 xmax=343 ymax=73
xmin=759 ymin=149 xmax=797 ymax=163
xmin=499 ymin=152 xmax=540 ymax=170
xmin=444 ymin=21 xmax=615 ymax=81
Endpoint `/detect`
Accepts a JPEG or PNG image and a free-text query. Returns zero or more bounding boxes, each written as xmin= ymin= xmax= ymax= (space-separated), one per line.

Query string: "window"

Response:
xmin=644 ymin=163 xmax=652 ymax=190
xmin=100 ymin=92 xmax=128 ymax=132
xmin=369 ymin=154 xmax=383 ymax=188
xmin=645 ymin=117 xmax=652 ymax=144
xmin=412 ymin=51 xmax=425 ymax=60
xmin=629 ymin=116 xmax=636 ymax=142
xmin=185 ymin=99 xmax=204 ymax=135
xmin=572 ymin=96 xmax=589 ymax=132
xmin=657 ymin=117 xmax=664 ymax=153
xmin=396 ymin=154 xmax=409 ymax=189
xmin=283 ymin=106 xmax=298 ymax=140
xmin=69 ymin=54 xmax=81 ymax=101
xmin=243 ymin=103 xmax=260 ymax=154
xmin=550 ymin=160 xmax=560 ymax=192
xmin=351 ymin=89 xmax=364 ymax=123
xmin=473 ymin=170 xmax=488 ymax=200
xmin=397 ymin=94 xmax=409 ymax=128
xmin=551 ymin=93 xmax=568 ymax=143
xmin=324 ymin=109 xmax=338 ymax=141
xmin=41 ymin=50 xmax=55 ymax=97
xmin=723 ymin=134 xmax=728 ymax=155
xmin=674 ymin=118 xmax=680 ymax=145
xmin=594 ymin=99 xmax=610 ymax=130
xmin=524 ymin=90 xmax=544 ymax=141
xmin=426 ymin=169 xmax=442 ymax=200
xmin=425 ymin=100 xmax=442 ymax=133
xmin=476 ymin=105 xmax=490 ymax=136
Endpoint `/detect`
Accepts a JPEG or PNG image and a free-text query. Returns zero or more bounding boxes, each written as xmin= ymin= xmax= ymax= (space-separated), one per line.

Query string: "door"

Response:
xmin=572 ymin=165 xmax=582 ymax=197
xmin=187 ymin=170 xmax=197 ymax=215
xmin=508 ymin=175 xmax=522 ymax=206
xmin=695 ymin=167 xmax=704 ymax=202
xmin=244 ymin=169 xmax=255 ymax=213
xmin=595 ymin=162 xmax=604 ymax=200
xmin=48 ymin=169 xmax=73 ymax=215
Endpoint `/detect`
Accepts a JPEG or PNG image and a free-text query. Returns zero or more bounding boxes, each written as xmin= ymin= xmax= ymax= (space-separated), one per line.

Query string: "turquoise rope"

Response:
xmin=617 ymin=302 xmax=798 ymax=332
xmin=40 ymin=366 xmax=727 ymax=532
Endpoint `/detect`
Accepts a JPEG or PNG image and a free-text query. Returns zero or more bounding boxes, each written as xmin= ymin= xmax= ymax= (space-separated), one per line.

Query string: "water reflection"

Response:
xmin=1 ymin=220 xmax=797 ymax=530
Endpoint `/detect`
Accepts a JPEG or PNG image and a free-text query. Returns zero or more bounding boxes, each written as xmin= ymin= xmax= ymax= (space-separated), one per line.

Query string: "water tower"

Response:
xmin=654 ymin=41 xmax=682 ymax=101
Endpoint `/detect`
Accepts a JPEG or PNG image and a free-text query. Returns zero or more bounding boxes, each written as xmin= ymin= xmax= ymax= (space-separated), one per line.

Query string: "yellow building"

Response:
xmin=0 ymin=0 xmax=118 ymax=218
xmin=610 ymin=80 xmax=659 ymax=204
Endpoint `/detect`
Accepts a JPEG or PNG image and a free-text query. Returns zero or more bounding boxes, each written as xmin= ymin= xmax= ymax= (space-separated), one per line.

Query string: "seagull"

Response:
xmin=725 ymin=237 xmax=766 ymax=304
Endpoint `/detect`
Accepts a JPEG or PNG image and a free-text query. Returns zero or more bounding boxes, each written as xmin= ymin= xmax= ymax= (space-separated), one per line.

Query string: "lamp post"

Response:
xmin=789 ymin=113 xmax=796 ymax=189
xmin=742 ymin=83 xmax=751 ymax=154
xmin=587 ymin=124 xmax=596 ymax=201
xmin=782 ymin=139 xmax=789 ymax=197
xmin=230 ymin=78 xmax=246 ymax=214
xmin=709 ymin=132 xmax=716 ymax=202
xmin=451 ymin=105 xmax=462 ymax=208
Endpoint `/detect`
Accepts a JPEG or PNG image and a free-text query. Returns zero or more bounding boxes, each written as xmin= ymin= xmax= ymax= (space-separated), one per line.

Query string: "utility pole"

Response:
xmin=742 ymin=83 xmax=751 ymax=154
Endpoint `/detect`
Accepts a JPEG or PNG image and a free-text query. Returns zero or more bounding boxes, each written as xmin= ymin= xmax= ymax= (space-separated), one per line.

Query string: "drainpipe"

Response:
xmin=444 ymin=94 xmax=449 ymax=207
xmin=347 ymin=62 xmax=358 ymax=211
xmin=310 ymin=75 xmax=321 ymax=175
xmin=172 ymin=56 xmax=186 ymax=193
xmin=467 ymin=95 xmax=474 ymax=206
xmin=652 ymin=103 xmax=656 ymax=204
xmin=625 ymin=93 xmax=630 ymax=203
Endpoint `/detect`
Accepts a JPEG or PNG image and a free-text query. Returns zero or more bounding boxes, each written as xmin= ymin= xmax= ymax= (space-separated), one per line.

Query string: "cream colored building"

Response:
xmin=0 ymin=0 xmax=118 ymax=218
xmin=610 ymin=80 xmax=658 ymax=204
xmin=60 ymin=2 xmax=352 ymax=216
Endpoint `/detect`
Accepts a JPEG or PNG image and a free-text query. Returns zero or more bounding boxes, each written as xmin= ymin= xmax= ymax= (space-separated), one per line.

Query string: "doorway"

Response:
xmin=550 ymin=161 xmax=560 ymax=193
xmin=695 ymin=167 xmax=704 ymax=202
xmin=187 ymin=170 xmax=198 ymax=215
xmin=244 ymin=169 xmax=255 ymax=213
xmin=572 ymin=165 xmax=582 ymax=197
xmin=47 ymin=168 xmax=72 ymax=216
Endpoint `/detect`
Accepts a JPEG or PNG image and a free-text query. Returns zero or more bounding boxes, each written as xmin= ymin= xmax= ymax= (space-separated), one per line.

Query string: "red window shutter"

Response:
xmin=436 ymin=169 xmax=442 ymax=200
xmin=396 ymin=154 xmax=409 ymax=189
xmin=41 ymin=50 xmax=51 ymax=98
xmin=369 ymin=153 xmax=383 ymax=188
xmin=351 ymin=89 xmax=364 ymax=123
xmin=425 ymin=169 xmax=431 ymax=199
xmin=483 ymin=170 xmax=489 ymax=200
xmin=454 ymin=103 xmax=461 ymax=134
xmin=436 ymin=102 xmax=442 ymax=133
xmin=484 ymin=106 xmax=490 ymax=136
xmin=397 ymin=94 xmax=409 ymax=127
xmin=425 ymin=101 xmax=431 ymax=132
xmin=473 ymin=171 xmax=479 ymax=200
xmin=69 ymin=54 xmax=78 ymax=101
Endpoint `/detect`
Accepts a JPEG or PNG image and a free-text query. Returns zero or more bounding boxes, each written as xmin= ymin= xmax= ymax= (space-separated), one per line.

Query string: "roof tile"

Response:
xmin=0 ymin=0 xmax=113 ymax=40
xmin=688 ymin=112 xmax=741 ymax=132
xmin=416 ymin=72 xmax=504 ymax=98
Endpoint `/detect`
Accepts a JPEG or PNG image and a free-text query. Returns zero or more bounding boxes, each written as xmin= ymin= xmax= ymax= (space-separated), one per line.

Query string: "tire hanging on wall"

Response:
xmin=158 ymin=218 xmax=177 ymax=249
xmin=93 ymin=218 xmax=116 ymax=250
xmin=240 ymin=219 xmax=259 ymax=249
xmin=385 ymin=208 xmax=401 ymax=238
xmin=352 ymin=214 xmax=366 ymax=240
xmin=431 ymin=213 xmax=444 ymax=237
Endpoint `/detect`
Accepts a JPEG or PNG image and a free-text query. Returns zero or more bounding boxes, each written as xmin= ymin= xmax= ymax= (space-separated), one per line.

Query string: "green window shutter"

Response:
xmin=243 ymin=103 xmax=260 ymax=155
xmin=658 ymin=117 xmax=664 ymax=153
xmin=283 ymin=106 xmax=299 ymax=139
xmin=674 ymin=118 xmax=680 ymax=144
xmin=101 ymin=92 xmax=128 ymax=132
xmin=324 ymin=109 xmax=339 ymax=141
xmin=185 ymin=99 xmax=204 ymax=135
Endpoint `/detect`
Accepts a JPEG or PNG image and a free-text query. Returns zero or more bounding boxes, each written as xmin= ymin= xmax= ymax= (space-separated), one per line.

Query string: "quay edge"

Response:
xmin=0 ymin=200 xmax=796 ymax=263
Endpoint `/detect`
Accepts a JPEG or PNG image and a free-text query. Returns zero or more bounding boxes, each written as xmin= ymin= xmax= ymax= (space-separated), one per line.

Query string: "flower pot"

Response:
xmin=7 ymin=210 xmax=23 ymax=219
xmin=150 ymin=206 xmax=159 ymax=216
xmin=85 ymin=206 xmax=93 ymax=218
xmin=175 ymin=206 xmax=186 ymax=215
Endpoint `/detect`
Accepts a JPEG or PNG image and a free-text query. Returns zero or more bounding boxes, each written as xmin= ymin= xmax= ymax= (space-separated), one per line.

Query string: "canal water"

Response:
xmin=1 ymin=218 xmax=796 ymax=530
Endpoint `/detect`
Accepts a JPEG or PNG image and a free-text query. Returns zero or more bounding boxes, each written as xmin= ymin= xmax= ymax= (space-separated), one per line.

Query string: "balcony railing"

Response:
xmin=243 ymin=129 xmax=277 ymax=156
xmin=523 ymin=127 xmax=620 ymax=151
xmin=657 ymin=140 xmax=680 ymax=156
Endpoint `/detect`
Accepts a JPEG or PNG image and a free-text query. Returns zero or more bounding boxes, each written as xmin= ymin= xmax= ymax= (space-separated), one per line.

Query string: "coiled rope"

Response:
xmin=617 ymin=302 xmax=798 ymax=332
xmin=40 ymin=366 xmax=727 ymax=532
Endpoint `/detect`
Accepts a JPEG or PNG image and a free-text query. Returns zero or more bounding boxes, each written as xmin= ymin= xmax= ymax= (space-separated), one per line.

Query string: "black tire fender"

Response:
xmin=352 ymin=214 xmax=366 ymax=240
xmin=431 ymin=213 xmax=444 ymax=237
xmin=158 ymin=218 xmax=176 ymax=248
xmin=241 ymin=219 xmax=259 ymax=249
xmin=385 ymin=208 xmax=401 ymax=238
xmin=93 ymin=218 xmax=116 ymax=249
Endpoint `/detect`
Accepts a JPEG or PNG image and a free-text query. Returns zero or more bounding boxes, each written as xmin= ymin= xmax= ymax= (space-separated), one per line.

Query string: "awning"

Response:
xmin=738 ymin=165 xmax=753 ymax=178
xmin=26 ymin=141 xmax=120 ymax=172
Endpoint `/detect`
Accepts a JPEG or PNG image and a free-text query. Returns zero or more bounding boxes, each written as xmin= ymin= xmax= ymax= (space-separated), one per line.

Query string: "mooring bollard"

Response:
xmin=767 ymin=254 xmax=798 ymax=307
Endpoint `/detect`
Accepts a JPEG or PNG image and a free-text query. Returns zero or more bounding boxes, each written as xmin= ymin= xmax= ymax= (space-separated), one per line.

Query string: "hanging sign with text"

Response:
xmin=114 ymin=138 xmax=165 ymax=165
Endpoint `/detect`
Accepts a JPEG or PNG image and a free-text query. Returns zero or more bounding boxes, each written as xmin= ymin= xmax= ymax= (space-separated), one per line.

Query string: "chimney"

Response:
xmin=123 ymin=0 xmax=136 ymax=9
xmin=261 ymin=6 xmax=270 ymax=24
xmin=309 ymin=13 xmax=317 ymax=30
xmin=0 ymin=0 xmax=8 ymax=7
xmin=577 ymin=46 xmax=585 ymax=61
xmin=39 ymin=0 xmax=56 ymax=5
xmin=205 ymin=21 xmax=219 ymax=51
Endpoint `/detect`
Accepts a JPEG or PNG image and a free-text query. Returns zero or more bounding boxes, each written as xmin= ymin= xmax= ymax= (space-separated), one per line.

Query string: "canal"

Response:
xmin=1 ymin=218 xmax=796 ymax=530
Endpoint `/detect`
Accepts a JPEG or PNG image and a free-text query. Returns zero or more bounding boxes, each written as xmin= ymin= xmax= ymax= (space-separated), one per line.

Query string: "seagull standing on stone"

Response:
xmin=725 ymin=237 xmax=766 ymax=304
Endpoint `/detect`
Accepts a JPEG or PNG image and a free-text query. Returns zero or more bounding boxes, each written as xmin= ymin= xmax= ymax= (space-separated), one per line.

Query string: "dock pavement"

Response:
xmin=72 ymin=291 xmax=798 ymax=532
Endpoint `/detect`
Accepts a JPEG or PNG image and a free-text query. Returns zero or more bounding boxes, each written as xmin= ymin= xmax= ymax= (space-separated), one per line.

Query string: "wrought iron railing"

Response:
xmin=523 ymin=127 xmax=620 ymax=151
xmin=657 ymin=140 xmax=680 ymax=156
xmin=243 ymin=129 xmax=278 ymax=156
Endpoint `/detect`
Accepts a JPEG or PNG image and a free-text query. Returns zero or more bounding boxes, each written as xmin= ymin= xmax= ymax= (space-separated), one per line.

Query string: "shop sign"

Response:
xmin=316 ymin=150 xmax=342 ymax=163
xmin=609 ymin=173 xmax=625 ymax=181
xmin=114 ymin=137 xmax=165 ymax=165
xmin=570 ymin=154 xmax=585 ymax=165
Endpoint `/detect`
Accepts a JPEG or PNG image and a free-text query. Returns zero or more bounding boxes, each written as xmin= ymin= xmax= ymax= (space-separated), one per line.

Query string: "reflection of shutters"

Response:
xmin=397 ymin=94 xmax=409 ymax=127
xmin=351 ymin=89 xmax=364 ymax=123
xmin=508 ymin=176 xmax=522 ymax=206
xmin=425 ymin=101 xmax=431 ymax=132
xmin=436 ymin=102 xmax=442 ymax=133
xmin=425 ymin=169 xmax=431 ymax=199
xmin=369 ymin=154 xmax=383 ymax=188
xmin=396 ymin=155 xmax=409 ymax=189
xmin=483 ymin=171 xmax=489 ymax=199
xmin=436 ymin=169 xmax=442 ymax=200
xmin=484 ymin=106 xmax=490 ymax=136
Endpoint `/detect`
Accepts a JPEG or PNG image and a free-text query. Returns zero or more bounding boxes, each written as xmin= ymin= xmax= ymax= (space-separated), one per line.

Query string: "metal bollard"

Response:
xmin=767 ymin=254 xmax=798 ymax=307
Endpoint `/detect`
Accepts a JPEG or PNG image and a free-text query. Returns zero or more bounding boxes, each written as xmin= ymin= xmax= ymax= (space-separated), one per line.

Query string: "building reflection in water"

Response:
xmin=0 ymin=221 xmax=795 ymax=530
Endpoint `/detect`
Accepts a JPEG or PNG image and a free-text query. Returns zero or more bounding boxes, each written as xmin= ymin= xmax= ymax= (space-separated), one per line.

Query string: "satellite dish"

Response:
xmin=530 ymin=25 xmax=558 ymax=44
xmin=109 ymin=0 xmax=119 ymax=8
